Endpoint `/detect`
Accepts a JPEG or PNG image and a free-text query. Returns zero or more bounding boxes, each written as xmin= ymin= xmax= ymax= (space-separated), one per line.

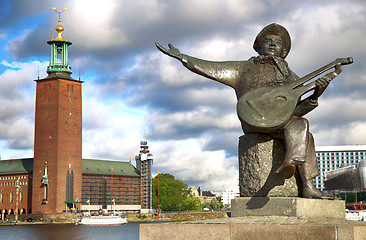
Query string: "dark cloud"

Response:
xmin=0 ymin=0 xmax=52 ymax=29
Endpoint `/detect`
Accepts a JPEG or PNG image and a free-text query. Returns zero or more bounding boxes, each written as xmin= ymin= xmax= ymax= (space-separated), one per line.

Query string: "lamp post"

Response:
xmin=15 ymin=177 xmax=20 ymax=222
xmin=86 ymin=199 xmax=91 ymax=215
xmin=158 ymin=170 xmax=160 ymax=220
xmin=355 ymin=189 xmax=358 ymax=203
xmin=112 ymin=199 xmax=116 ymax=215
xmin=110 ymin=168 xmax=113 ymax=214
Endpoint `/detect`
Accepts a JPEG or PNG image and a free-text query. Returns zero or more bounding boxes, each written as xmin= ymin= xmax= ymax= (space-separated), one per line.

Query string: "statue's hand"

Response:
xmin=312 ymin=76 xmax=331 ymax=100
xmin=155 ymin=42 xmax=183 ymax=61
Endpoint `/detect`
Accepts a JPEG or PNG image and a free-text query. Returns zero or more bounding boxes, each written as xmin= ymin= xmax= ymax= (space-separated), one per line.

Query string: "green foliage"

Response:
xmin=182 ymin=197 xmax=202 ymax=211
xmin=209 ymin=197 xmax=222 ymax=209
xmin=339 ymin=191 xmax=366 ymax=203
xmin=152 ymin=173 xmax=190 ymax=211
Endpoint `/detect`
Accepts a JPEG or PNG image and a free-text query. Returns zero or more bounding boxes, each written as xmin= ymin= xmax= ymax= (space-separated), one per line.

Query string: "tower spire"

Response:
xmin=47 ymin=7 xmax=72 ymax=75
xmin=51 ymin=7 xmax=68 ymax=41
xmin=52 ymin=7 xmax=67 ymax=21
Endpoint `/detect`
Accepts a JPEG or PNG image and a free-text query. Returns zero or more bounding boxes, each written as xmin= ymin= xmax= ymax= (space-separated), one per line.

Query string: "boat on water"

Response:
xmin=78 ymin=214 xmax=128 ymax=225
xmin=345 ymin=210 xmax=366 ymax=222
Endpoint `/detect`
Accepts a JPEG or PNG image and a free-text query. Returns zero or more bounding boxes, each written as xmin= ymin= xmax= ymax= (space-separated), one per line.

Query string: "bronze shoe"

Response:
xmin=275 ymin=162 xmax=296 ymax=179
xmin=275 ymin=156 xmax=305 ymax=179
xmin=302 ymin=181 xmax=334 ymax=199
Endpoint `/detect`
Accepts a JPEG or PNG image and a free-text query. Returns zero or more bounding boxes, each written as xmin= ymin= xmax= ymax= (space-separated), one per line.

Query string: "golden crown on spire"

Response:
xmin=51 ymin=7 xmax=68 ymax=41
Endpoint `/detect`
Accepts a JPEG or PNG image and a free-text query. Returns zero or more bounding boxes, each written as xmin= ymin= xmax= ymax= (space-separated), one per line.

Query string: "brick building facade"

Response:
xmin=81 ymin=159 xmax=142 ymax=212
xmin=0 ymin=156 xmax=151 ymax=219
xmin=0 ymin=159 xmax=33 ymax=219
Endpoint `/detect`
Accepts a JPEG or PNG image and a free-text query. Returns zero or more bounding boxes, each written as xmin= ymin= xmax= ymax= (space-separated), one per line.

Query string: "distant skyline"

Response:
xmin=0 ymin=0 xmax=366 ymax=192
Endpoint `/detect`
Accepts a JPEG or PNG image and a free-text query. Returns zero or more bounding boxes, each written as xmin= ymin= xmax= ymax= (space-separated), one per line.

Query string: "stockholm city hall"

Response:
xmin=0 ymin=10 xmax=153 ymax=219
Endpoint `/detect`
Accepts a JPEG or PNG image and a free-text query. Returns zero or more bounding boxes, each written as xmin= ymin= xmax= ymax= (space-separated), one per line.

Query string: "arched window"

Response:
xmin=10 ymin=191 xmax=13 ymax=203
xmin=19 ymin=190 xmax=23 ymax=203
xmin=0 ymin=191 xmax=3 ymax=203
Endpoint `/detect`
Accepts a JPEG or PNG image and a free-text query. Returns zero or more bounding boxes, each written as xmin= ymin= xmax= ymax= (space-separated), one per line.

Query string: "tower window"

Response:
xmin=57 ymin=46 xmax=63 ymax=63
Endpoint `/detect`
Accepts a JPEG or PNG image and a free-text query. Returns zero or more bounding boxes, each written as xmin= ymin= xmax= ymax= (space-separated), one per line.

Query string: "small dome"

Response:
xmin=54 ymin=19 xmax=66 ymax=41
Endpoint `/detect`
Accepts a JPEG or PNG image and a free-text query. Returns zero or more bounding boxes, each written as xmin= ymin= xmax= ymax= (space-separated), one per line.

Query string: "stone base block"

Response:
xmin=231 ymin=197 xmax=345 ymax=219
xmin=140 ymin=220 xmax=366 ymax=240
xmin=140 ymin=224 xmax=229 ymax=240
xmin=238 ymin=134 xmax=298 ymax=197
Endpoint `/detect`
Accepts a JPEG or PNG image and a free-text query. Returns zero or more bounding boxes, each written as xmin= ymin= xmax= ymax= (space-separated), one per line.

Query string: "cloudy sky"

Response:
xmin=1 ymin=0 xmax=366 ymax=193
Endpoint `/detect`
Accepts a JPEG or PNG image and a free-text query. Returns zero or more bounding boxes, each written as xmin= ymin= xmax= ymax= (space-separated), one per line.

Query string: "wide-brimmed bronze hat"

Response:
xmin=253 ymin=23 xmax=291 ymax=58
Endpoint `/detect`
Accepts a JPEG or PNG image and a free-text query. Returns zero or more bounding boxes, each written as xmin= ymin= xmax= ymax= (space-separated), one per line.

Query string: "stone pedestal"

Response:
xmin=238 ymin=134 xmax=298 ymax=197
xmin=140 ymin=198 xmax=366 ymax=240
xmin=140 ymin=220 xmax=366 ymax=240
xmin=231 ymin=197 xmax=345 ymax=219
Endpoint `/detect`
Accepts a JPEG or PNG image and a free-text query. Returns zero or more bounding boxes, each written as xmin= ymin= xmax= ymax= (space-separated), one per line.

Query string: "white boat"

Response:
xmin=78 ymin=215 xmax=128 ymax=225
xmin=345 ymin=210 xmax=366 ymax=222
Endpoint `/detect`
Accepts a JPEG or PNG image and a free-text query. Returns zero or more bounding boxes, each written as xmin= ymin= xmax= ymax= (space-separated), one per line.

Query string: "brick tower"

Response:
xmin=32 ymin=10 xmax=82 ymax=213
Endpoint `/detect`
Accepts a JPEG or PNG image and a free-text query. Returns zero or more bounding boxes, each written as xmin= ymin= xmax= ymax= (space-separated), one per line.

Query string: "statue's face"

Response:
xmin=259 ymin=35 xmax=286 ymax=58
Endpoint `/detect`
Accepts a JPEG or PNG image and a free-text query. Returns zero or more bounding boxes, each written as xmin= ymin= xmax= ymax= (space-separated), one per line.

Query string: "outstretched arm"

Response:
xmin=155 ymin=42 xmax=183 ymax=61
xmin=155 ymin=42 xmax=239 ymax=88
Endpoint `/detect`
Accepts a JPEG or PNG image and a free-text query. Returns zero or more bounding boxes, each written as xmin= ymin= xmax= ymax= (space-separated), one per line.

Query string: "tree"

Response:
xmin=182 ymin=196 xmax=202 ymax=211
xmin=152 ymin=173 xmax=190 ymax=211
xmin=209 ymin=197 xmax=222 ymax=210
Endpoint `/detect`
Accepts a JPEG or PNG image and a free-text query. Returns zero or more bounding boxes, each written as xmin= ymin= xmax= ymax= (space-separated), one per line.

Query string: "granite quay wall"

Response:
xmin=4 ymin=213 xmax=82 ymax=223
xmin=161 ymin=211 xmax=228 ymax=221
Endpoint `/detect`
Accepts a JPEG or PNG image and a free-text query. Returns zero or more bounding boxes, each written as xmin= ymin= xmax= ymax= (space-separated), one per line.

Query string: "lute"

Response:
xmin=237 ymin=57 xmax=353 ymax=131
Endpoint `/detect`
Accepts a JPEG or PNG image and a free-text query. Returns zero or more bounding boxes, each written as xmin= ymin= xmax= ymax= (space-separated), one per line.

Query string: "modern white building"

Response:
xmin=222 ymin=185 xmax=240 ymax=205
xmin=314 ymin=145 xmax=366 ymax=191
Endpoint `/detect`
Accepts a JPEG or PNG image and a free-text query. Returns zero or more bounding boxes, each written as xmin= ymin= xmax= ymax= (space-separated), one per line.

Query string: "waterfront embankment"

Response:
xmin=1 ymin=211 xmax=228 ymax=225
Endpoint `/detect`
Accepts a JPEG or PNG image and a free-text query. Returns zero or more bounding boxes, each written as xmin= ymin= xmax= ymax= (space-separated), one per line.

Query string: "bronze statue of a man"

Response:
xmin=156 ymin=23 xmax=347 ymax=198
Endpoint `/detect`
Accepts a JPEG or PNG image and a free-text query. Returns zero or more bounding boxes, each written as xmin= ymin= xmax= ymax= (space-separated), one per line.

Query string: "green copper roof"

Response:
xmin=0 ymin=158 xmax=33 ymax=175
xmin=82 ymin=159 xmax=140 ymax=177
xmin=0 ymin=158 xmax=139 ymax=177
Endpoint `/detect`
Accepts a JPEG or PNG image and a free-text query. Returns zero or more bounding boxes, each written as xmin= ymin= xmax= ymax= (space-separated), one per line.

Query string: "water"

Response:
xmin=0 ymin=222 xmax=140 ymax=240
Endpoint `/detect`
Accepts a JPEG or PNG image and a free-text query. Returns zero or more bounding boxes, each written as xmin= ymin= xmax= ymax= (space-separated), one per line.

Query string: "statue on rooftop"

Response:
xmin=156 ymin=23 xmax=352 ymax=198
